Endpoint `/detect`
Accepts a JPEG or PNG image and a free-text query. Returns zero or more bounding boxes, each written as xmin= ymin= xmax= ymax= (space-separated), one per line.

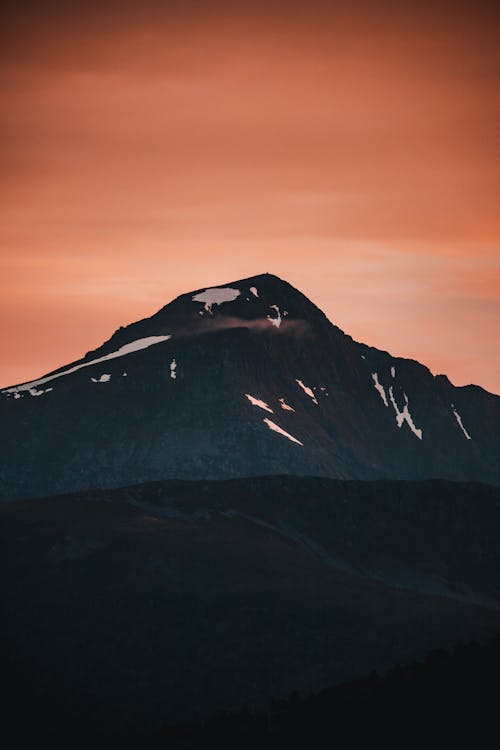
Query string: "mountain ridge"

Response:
xmin=1 ymin=272 xmax=499 ymax=501
xmin=4 ymin=272 xmax=495 ymax=394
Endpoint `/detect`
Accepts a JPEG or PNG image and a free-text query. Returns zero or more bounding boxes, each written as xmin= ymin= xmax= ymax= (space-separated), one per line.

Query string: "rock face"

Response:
xmin=1 ymin=272 xmax=499 ymax=501
xmin=2 ymin=477 xmax=500 ymax=733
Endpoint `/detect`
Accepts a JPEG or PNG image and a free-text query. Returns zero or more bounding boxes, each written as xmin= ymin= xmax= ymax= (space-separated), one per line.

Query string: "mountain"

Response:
xmin=2 ymin=476 xmax=500 ymax=734
xmin=1 ymin=272 xmax=499 ymax=501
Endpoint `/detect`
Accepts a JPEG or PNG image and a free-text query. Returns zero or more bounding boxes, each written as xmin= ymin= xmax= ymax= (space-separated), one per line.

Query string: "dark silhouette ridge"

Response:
xmin=2 ymin=477 xmax=500 ymax=736
xmin=1 ymin=273 xmax=499 ymax=502
xmin=6 ymin=635 xmax=499 ymax=747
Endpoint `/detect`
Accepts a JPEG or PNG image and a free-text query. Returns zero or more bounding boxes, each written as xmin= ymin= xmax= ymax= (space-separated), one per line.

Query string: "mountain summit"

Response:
xmin=1 ymin=273 xmax=499 ymax=500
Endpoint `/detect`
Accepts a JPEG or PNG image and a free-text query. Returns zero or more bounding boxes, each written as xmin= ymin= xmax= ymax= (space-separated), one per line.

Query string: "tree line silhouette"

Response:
xmin=9 ymin=634 xmax=499 ymax=748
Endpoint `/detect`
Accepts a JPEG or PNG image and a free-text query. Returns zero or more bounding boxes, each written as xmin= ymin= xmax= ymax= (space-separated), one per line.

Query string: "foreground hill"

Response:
xmin=54 ymin=636 xmax=500 ymax=747
xmin=132 ymin=636 xmax=500 ymax=747
xmin=1 ymin=273 xmax=499 ymax=502
xmin=2 ymin=476 xmax=500 ymax=734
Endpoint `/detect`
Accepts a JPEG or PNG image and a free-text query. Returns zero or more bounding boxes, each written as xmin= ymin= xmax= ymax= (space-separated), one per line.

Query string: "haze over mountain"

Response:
xmin=1 ymin=272 xmax=499 ymax=502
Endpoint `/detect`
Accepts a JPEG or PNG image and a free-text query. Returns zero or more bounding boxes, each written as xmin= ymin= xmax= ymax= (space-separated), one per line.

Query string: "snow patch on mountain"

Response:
xmin=28 ymin=387 xmax=53 ymax=397
xmin=296 ymin=379 xmax=318 ymax=405
xmin=4 ymin=335 xmax=172 ymax=394
xmin=279 ymin=397 xmax=295 ymax=412
xmin=452 ymin=405 xmax=472 ymax=440
xmin=263 ymin=418 xmax=303 ymax=446
xmin=192 ymin=287 xmax=241 ymax=313
xmin=389 ymin=387 xmax=423 ymax=440
xmin=372 ymin=372 xmax=389 ymax=406
xmin=246 ymin=394 xmax=274 ymax=413
xmin=170 ymin=359 xmax=177 ymax=380
xmin=371 ymin=372 xmax=389 ymax=407
xmin=91 ymin=374 xmax=111 ymax=383
xmin=391 ymin=366 xmax=396 ymax=378
xmin=250 ymin=286 xmax=259 ymax=297
xmin=267 ymin=304 xmax=282 ymax=328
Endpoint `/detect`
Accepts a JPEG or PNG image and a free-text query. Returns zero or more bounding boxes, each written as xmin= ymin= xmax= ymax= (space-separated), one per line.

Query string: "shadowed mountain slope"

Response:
xmin=1 ymin=273 xmax=499 ymax=501
xmin=2 ymin=476 xmax=500 ymax=733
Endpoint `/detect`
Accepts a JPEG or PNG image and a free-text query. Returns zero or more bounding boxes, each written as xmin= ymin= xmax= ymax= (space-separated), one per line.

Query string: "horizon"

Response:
xmin=1 ymin=1 xmax=499 ymax=392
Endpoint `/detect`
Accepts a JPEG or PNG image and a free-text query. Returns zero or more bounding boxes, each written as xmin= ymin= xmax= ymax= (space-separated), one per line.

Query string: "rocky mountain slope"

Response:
xmin=1 ymin=273 xmax=499 ymax=501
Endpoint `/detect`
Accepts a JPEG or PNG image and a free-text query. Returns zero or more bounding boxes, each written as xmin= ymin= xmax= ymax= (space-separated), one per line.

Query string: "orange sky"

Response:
xmin=1 ymin=1 xmax=499 ymax=393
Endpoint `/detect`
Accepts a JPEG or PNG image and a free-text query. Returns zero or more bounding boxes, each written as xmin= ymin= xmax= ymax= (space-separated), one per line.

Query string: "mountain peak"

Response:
xmin=151 ymin=271 xmax=326 ymax=332
xmin=233 ymin=271 xmax=286 ymax=284
xmin=184 ymin=272 xmax=297 ymax=302
xmin=1 ymin=271 xmax=499 ymax=503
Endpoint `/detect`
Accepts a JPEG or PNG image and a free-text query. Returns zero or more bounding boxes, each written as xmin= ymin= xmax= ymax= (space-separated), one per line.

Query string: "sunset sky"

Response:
xmin=1 ymin=0 xmax=499 ymax=393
